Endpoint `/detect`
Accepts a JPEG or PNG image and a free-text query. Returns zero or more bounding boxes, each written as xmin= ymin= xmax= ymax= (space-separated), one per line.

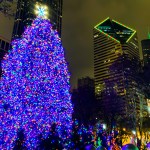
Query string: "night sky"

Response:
xmin=1 ymin=0 xmax=150 ymax=88
xmin=62 ymin=0 xmax=150 ymax=88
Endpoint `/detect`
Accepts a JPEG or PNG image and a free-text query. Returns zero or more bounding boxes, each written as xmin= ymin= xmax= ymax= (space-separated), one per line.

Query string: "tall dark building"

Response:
xmin=141 ymin=35 xmax=150 ymax=108
xmin=72 ymin=77 xmax=96 ymax=125
xmin=141 ymin=35 xmax=150 ymax=65
xmin=12 ymin=0 xmax=63 ymax=40
xmin=78 ymin=76 xmax=95 ymax=90
xmin=0 ymin=36 xmax=11 ymax=76
xmin=93 ymin=18 xmax=147 ymax=130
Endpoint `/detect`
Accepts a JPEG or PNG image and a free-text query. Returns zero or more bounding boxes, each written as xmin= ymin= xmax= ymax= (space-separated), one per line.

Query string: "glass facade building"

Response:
xmin=12 ymin=0 xmax=63 ymax=40
xmin=94 ymin=17 xmax=139 ymax=95
xmin=93 ymin=18 xmax=147 ymax=128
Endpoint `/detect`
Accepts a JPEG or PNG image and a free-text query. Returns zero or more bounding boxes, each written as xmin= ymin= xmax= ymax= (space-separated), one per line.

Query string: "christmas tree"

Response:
xmin=0 ymin=6 xmax=73 ymax=149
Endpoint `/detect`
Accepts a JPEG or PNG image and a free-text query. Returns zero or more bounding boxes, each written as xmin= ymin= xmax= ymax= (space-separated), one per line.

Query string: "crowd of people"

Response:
xmin=13 ymin=121 xmax=150 ymax=150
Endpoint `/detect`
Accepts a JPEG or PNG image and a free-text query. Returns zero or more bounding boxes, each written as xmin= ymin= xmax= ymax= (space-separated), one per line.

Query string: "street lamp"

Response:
xmin=103 ymin=124 xmax=106 ymax=130
xmin=123 ymin=128 xmax=126 ymax=131
xmin=132 ymin=130 xmax=136 ymax=135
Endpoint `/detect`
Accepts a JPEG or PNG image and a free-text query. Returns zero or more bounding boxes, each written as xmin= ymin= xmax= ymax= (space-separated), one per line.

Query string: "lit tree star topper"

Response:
xmin=35 ymin=3 xmax=48 ymax=19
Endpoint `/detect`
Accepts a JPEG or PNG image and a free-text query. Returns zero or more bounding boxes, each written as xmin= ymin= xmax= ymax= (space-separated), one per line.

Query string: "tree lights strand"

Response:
xmin=0 ymin=17 xmax=73 ymax=149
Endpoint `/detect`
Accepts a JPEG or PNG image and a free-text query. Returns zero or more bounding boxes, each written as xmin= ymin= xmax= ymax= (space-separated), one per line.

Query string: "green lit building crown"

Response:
xmin=94 ymin=17 xmax=136 ymax=43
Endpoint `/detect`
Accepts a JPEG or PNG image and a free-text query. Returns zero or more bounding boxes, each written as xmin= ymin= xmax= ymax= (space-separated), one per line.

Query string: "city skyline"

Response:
xmin=62 ymin=0 xmax=150 ymax=88
xmin=1 ymin=0 xmax=150 ymax=88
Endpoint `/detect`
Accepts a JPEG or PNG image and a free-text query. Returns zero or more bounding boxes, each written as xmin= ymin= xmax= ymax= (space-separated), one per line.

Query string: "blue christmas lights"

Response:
xmin=0 ymin=17 xmax=73 ymax=149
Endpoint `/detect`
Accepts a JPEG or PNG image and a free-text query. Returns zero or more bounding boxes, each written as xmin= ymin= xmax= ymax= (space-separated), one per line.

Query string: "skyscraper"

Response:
xmin=12 ymin=0 xmax=63 ymax=40
xmin=94 ymin=17 xmax=139 ymax=95
xmin=141 ymin=34 xmax=150 ymax=65
xmin=93 ymin=17 xmax=146 ymax=129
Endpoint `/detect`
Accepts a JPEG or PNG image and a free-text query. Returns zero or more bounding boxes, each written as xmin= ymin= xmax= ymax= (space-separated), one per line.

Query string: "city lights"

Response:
xmin=132 ymin=130 xmax=136 ymax=135
xmin=103 ymin=124 xmax=106 ymax=130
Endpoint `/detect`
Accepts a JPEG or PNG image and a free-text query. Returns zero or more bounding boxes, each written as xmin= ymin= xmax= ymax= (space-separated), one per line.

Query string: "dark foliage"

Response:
xmin=37 ymin=123 xmax=63 ymax=150
xmin=13 ymin=129 xmax=27 ymax=150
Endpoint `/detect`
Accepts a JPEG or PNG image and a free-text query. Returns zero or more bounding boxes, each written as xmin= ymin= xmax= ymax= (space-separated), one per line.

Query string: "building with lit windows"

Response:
xmin=141 ymin=36 xmax=150 ymax=66
xmin=93 ymin=17 xmax=147 ymax=129
xmin=12 ymin=0 xmax=63 ymax=40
